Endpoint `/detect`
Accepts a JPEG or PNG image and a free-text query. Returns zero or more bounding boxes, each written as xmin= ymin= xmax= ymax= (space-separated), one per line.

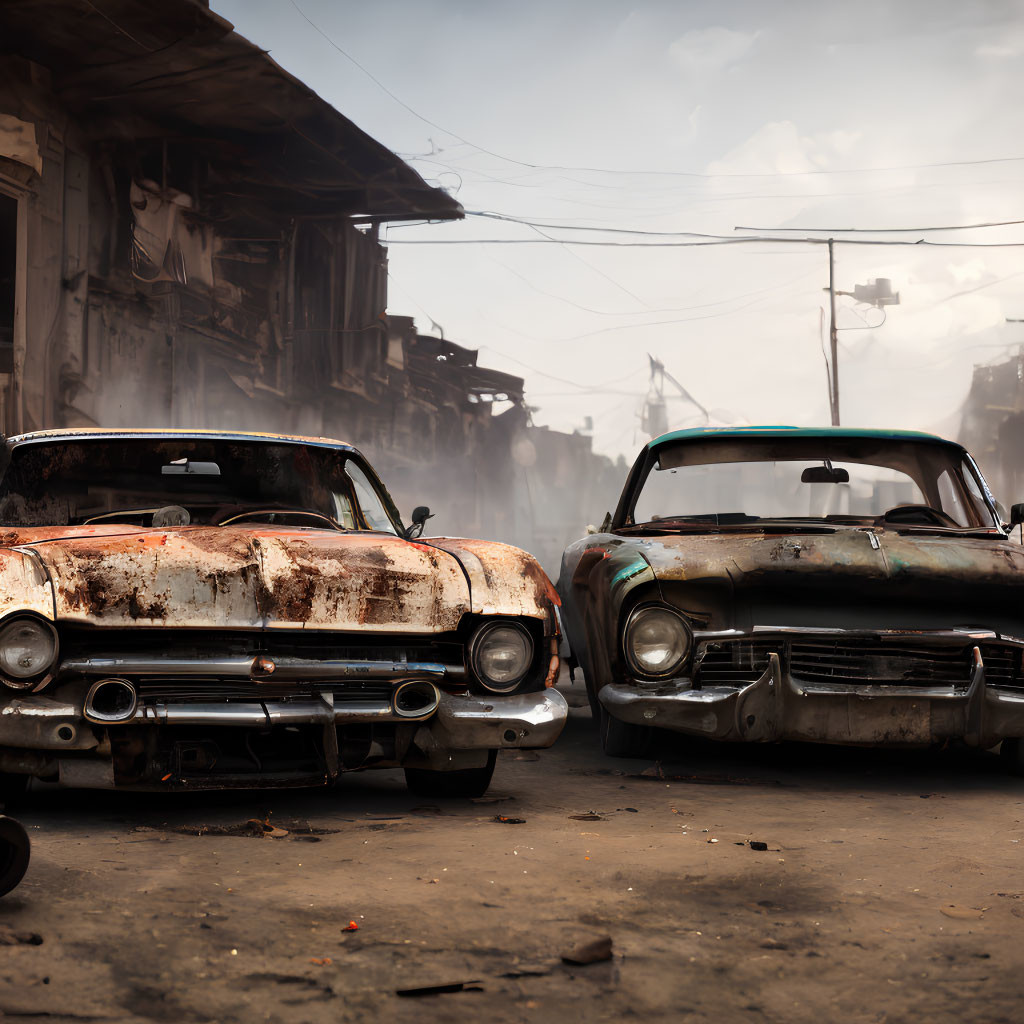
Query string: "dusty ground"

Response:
xmin=2 ymin=675 xmax=1024 ymax=1024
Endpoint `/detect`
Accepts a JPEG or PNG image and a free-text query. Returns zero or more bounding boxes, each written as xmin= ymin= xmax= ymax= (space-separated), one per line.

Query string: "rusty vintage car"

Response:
xmin=0 ymin=429 xmax=566 ymax=798
xmin=559 ymin=426 xmax=1024 ymax=768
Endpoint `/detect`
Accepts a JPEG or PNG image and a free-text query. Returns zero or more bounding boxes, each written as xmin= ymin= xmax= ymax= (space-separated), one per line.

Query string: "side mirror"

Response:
xmin=1010 ymin=503 xmax=1024 ymax=527
xmin=405 ymin=505 xmax=434 ymax=540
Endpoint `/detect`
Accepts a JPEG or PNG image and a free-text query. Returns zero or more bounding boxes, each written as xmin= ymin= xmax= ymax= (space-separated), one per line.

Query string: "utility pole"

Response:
xmin=823 ymin=242 xmax=898 ymax=427
xmin=828 ymin=238 xmax=839 ymax=426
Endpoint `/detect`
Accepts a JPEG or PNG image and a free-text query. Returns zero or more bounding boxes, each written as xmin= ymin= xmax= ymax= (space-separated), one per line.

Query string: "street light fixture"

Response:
xmin=826 ymin=238 xmax=900 ymax=425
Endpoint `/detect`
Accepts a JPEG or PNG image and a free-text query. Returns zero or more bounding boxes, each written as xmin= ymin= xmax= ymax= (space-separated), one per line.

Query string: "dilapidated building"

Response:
xmin=0 ymin=0 xmax=464 ymax=438
xmin=0 ymin=0 xmax=618 ymax=566
xmin=959 ymin=347 xmax=1024 ymax=505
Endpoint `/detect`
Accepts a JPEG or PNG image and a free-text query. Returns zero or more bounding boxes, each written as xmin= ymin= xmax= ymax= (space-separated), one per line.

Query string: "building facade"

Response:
xmin=0 ymin=0 xmax=619 ymax=570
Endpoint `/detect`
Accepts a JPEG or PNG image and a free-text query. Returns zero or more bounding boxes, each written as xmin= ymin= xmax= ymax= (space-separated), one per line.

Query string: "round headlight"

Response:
xmin=0 ymin=618 xmax=57 ymax=687
xmin=470 ymin=621 xmax=534 ymax=693
xmin=623 ymin=605 xmax=691 ymax=678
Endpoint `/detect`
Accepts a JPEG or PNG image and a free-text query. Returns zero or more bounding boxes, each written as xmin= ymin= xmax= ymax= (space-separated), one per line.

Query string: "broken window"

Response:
xmin=0 ymin=191 xmax=15 ymax=373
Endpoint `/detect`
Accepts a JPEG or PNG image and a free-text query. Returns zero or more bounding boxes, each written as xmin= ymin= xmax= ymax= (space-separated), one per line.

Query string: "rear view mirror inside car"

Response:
xmin=801 ymin=465 xmax=849 ymax=484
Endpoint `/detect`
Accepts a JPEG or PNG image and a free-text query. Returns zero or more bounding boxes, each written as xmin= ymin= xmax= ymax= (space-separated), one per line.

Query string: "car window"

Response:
xmin=628 ymin=438 xmax=999 ymax=530
xmin=937 ymin=470 xmax=970 ymax=527
xmin=344 ymin=460 xmax=399 ymax=535
xmin=961 ymin=460 xmax=995 ymax=524
xmin=634 ymin=460 xmax=925 ymax=524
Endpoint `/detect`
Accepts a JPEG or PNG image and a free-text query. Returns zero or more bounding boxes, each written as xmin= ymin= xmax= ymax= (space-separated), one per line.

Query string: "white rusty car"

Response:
xmin=0 ymin=429 xmax=567 ymax=798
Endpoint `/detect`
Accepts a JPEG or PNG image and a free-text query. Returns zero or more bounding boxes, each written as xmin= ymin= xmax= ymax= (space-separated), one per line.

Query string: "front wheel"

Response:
xmin=0 ymin=816 xmax=30 ymax=897
xmin=599 ymin=705 xmax=652 ymax=758
xmin=404 ymin=750 xmax=497 ymax=798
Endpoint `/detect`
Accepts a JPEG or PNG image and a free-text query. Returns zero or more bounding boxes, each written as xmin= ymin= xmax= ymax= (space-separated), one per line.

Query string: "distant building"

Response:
xmin=959 ymin=347 xmax=1024 ymax=504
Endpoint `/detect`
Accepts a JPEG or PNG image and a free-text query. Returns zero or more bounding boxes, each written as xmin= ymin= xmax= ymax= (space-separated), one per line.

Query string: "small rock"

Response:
xmin=562 ymin=935 xmax=613 ymax=965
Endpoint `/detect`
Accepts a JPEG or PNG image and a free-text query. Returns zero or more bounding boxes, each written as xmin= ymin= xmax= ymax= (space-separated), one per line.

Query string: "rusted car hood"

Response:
xmin=13 ymin=526 xmax=471 ymax=632
xmin=636 ymin=528 xmax=1024 ymax=632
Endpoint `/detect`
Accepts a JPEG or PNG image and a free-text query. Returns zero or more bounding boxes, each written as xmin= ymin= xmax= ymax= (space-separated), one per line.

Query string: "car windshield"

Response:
xmin=628 ymin=436 xmax=997 ymax=531
xmin=0 ymin=438 xmax=401 ymax=534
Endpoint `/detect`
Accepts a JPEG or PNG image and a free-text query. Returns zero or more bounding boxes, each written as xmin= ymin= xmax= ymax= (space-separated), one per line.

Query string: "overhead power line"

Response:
xmin=735 ymin=218 xmax=1024 ymax=234
xmin=386 ymin=235 xmax=1024 ymax=249
xmin=289 ymin=1 xmax=1024 ymax=184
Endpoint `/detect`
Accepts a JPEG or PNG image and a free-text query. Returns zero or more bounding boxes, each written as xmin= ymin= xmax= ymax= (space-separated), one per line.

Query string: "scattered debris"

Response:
xmin=396 ymin=980 xmax=484 ymax=997
xmin=0 ymin=926 xmax=43 ymax=946
xmin=309 ymin=957 xmax=332 ymax=966
xmin=569 ymin=812 xmax=604 ymax=821
xmin=162 ymin=820 xmax=337 ymax=839
xmin=939 ymin=905 xmax=986 ymax=920
xmin=623 ymin=807 xmax=639 ymax=813
xmin=493 ymin=815 xmax=526 ymax=825
xmin=342 ymin=921 xmax=359 ymax=932
xmin=749 ymin=841 xmax=769 ymax=851
xmin=561 ymin=935 xmax=613 ymax=965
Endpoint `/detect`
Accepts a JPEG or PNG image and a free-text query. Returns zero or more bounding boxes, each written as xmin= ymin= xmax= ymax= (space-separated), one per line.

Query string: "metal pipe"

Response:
xmin=127 ymin=690 xmax=442 ymax=727
xmin=83 ymin=678 xmax=138 ymax=724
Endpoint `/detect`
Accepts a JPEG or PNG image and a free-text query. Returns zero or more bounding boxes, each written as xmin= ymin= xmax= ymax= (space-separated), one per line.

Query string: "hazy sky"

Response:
xmin=216 ymin=0 xmax=1024 ymax=460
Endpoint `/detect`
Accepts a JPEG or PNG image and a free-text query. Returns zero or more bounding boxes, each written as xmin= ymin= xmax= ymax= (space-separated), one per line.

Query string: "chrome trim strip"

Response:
xmin=693 ymin=627 xmax=1005 ymax=643
xmin=59 ymin=655 xmax=452 ymax=680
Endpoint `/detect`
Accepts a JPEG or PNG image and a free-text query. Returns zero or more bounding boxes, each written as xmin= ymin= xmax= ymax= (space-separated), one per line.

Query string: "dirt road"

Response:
xmin=2 ymin=677 xmax=1023 ymax=1023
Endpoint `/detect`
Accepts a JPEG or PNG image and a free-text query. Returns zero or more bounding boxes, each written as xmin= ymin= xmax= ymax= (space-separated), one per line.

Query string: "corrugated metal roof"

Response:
xmin=0 ymin=0 xmax=462 ymax=222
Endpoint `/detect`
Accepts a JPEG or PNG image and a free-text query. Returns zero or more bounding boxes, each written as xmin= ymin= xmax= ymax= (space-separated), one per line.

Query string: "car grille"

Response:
xmin=696 ymin=637 xmax=1024 ymax=690
xmin=133 ymin=680 xmax=397 ymax=704
xmin=57 ymin=627 xmax=465 ymax=702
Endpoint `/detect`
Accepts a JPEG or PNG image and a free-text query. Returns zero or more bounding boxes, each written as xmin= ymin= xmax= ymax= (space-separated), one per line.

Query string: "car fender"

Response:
xmin=425 ymin=537 xmax=560 ymax=633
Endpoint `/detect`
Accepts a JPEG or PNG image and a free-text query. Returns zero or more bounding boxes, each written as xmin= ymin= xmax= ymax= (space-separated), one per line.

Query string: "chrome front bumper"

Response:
xmin=0 ymin=688 xmax=569 ymax=753
xmin=600 ymin=648 xmax=1024 ymax=747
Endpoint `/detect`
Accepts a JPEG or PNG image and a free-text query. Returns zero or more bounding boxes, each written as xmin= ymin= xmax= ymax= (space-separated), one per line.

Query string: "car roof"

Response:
xmin=648 ymin=425 xmax=965 ymax=451
xmin=5 ymin=428 xmax=358 ymax=453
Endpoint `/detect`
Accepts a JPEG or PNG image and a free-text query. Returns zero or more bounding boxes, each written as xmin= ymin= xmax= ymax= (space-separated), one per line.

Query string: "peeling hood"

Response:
xmin=636 ymin=527 xmax=1024 ymax=634
xmin=17 ymin=526 xmax=471 ymax=632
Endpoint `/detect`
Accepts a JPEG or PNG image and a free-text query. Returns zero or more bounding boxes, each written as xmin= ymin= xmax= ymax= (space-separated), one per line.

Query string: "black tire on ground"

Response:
xmin=0 ymin=773 xmax=28 ymax=810
xmin=599 ymin=704 xmax=652 ymax=758
xmin=0 ymin=815 xmax=30 ymax=897
xmin=999 ymin=738 xmax=1024 ymax=775
xmin=404 ymin=750 xmax=498 ymax=798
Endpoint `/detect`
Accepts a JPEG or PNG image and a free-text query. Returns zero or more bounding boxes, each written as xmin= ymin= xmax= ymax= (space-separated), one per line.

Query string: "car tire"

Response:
xmin=0 ymin=816 xmax=30 ymax=897
xmin=599 ymin=704 xmax=652 ymax=758
xmin=999 ymin=737 xmax=1024 ymax=774
xmin=404 ymin=750 xmax=498 ymax=798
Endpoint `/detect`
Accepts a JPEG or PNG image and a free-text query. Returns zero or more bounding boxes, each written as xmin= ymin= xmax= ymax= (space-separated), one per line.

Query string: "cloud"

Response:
xmin=976 ymin=32 xmax=1024 ymax=59
xmin=947 ymin=258 xmax=987 ymax=285
xmin=705 ymin=120 xmax=864 ymax=177
xmin=669 ymin=26 xmax=759 ymax=77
